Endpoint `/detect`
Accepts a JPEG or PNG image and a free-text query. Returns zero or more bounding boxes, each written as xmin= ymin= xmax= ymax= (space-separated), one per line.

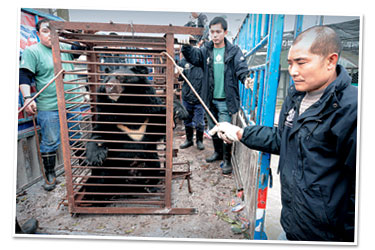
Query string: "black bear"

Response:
xmin=84 ymin=65 xmax=188 ymax=203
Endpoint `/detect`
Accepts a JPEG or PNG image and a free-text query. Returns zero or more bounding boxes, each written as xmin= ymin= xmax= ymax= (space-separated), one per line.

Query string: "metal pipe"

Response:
xmin=50 ymin=21 xmax=204 ymax=35
xmin=66 ymin=101 xmax=166 ymax=108
xmin=66 ymin=91 xmax=167 ymax=98
xmin=61 ymin=60 xmax=166 ymax=68
xmin=64 ymin=71 xmax=166 ymax=77
xmin=72 ymin=119 xmax=166 ymax=126
xmin=64 ymin=81 xmax=167 ymax=88
xmin=60 ymin=49 xmax=166 ymax=56
xmin=49 ymin=21 xmax=198 ymax=215
xmin=75 ymin=138 xmax=166 ymax=145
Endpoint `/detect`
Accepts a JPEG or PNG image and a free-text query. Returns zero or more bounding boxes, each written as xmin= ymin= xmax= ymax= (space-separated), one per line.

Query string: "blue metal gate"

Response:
xmin=233 ymin=13 xmax=360 ymax=240
xmin=233 ymin=13 xmax=284 ymax=240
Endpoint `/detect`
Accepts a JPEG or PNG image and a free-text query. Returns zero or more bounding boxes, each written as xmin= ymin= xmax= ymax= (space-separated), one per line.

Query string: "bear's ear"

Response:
xmin=131 ymin=65 xmax=149 ymax=75
xmin=104 ymin=67 xmax=111 ymax=74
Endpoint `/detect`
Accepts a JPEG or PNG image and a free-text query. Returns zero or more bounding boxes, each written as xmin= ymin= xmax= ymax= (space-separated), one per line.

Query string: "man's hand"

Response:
xmin=209 ymin=122 xmax=243 ymax=143
xmin=23 ymin=98 xmax=37 ymax=115
xmin=174 ymin=65 xmax=184 ymax=75
xmin=175 ymin=34 xmax=192 ymax=45
xmin=245 ymin=77 xmax=254 ymax=90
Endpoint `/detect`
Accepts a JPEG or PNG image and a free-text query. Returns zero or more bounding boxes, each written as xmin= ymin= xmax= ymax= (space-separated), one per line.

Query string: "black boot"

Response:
xmin=206 ymin=136 xmax=223 ymax=162
xmin=41 ymin=152 xmax=57 ymax=191
xmin=196 ymin=129 xmax=205 ymax=150
xmin=222 ymin=143 xmax=233 ymax=175
xmin=180 ymin=126 xmax=194 ymax=149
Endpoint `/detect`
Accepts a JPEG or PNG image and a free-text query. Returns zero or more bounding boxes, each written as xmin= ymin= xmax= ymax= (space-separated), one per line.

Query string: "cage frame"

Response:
xmin=49 ymin=21 xmax=202 ymax=215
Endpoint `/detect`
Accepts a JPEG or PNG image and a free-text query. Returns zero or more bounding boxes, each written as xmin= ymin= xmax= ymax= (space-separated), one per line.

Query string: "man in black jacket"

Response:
xmin=189 ymin=12 xmax=209 ymax=42
xmin=177 ymin=20 xmax=207 ymax=151
xmin=178 ymin=16 xmax=252 ymax=174
xmin=177 ymin=48 xmax=206 ymax=151
xmin=210 ymin=26 xmax=357 ymax=241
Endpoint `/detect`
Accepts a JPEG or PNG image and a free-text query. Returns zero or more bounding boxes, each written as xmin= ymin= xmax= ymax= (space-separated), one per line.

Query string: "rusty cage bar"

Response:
xmin=49 ymin=21 xmax=202 ymax=215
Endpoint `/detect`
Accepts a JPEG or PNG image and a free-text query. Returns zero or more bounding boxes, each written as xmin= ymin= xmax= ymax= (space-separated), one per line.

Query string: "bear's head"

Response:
xmin=102 ymin=65 xmax=150 ymax=102
xmin=101 ymin=65 xmax=189 ymax=128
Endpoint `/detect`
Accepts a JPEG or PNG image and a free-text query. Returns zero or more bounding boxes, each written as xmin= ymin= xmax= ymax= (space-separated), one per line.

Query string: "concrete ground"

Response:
xmin=264 ymin=155 xmax=283 ymax=240
xmin=264 ymin=107 xmax=283 ymax=240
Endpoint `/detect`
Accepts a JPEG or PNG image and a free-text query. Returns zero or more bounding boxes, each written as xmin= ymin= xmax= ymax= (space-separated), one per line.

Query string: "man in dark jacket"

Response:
xmin=177 ymin=20 xmax=207 ymax=151
xmin=210 ymin=26 xmax=357 ymax=241
xmin=188 ymin=12 xmax=209 ymax=42
xmin=177 ymin=52 xmax=206 ymax=150
xmin=179 ymin=16 xmax=252 ymax=174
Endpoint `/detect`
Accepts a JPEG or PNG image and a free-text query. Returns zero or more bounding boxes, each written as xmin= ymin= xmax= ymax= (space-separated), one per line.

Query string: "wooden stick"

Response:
xmin=161 ymin=52 xmax=218 ymax=125
xmin=19 ymin=69 xmax=65 ymax=114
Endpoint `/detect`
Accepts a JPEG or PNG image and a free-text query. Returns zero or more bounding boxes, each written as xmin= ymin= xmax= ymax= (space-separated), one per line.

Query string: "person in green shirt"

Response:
xmin=20 ymin=19 xmax=84 ymax=191
xmin=179 ymin=16 xmax=253 ymax=174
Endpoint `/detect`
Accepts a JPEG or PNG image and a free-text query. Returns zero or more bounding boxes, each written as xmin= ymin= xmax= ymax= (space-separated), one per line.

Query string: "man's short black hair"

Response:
xmin=209 ymin=16 xmax=228 ymax=31
xmin=293 ymin=25 xmax=342 ymax=58
xmin=36 ymin=18 xmax=50 ymax=32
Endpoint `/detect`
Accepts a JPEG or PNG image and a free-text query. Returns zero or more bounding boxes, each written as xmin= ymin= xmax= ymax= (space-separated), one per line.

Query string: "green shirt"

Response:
xmin=213 ymin=47 xmax=226 ymax=99
xmin=20 ymin=43 xmax=83 ymax=111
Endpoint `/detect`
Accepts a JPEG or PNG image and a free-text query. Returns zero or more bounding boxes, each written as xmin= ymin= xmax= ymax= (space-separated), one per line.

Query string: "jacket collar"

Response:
xmin=288 ymin=64 xmax=351 ymax=104
xmin=289 ymin=65 xmax=352 ymax=124
xmin=206 ymin=38 xmax=235 ymax=55
xmin=321 ymin=64 xmax=352 ymax=98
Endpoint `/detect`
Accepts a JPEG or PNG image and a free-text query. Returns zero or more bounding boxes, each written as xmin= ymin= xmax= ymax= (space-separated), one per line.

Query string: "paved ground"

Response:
xmin=264 ymin=155 xmax=283 ymax=240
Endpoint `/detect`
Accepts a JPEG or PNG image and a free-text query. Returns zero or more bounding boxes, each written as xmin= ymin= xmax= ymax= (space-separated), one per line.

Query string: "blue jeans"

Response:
xmin=182 ymin=100 xmax=205 ymax=131
xmin=37 ymin=107 xmax=82 ymax=153
xmin=207 ymin=99 xmax=232 ymax=130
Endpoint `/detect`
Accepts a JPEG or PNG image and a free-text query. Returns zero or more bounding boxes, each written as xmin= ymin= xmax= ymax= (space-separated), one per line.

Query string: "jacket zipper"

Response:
xmin=306 ymin=119 xmax=323 ymax=141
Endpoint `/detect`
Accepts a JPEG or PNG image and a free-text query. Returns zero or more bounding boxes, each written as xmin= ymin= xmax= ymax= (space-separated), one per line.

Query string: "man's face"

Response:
xmin=37 ymin=22 xmax=52 ymax=48
xmin=287 ymin=38 xmax=337 ymax=92
xmin=209 ymin=23 xmax=227 ymax=48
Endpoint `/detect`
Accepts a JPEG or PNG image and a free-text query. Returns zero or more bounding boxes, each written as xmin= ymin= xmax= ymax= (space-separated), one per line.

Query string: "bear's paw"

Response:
xmin=86 ymin=142 xmax=108 ymax=166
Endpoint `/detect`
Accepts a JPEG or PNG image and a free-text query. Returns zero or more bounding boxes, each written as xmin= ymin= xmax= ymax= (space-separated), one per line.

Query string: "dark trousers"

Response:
xmin=182 ymin=100 xmax=205 ymax=131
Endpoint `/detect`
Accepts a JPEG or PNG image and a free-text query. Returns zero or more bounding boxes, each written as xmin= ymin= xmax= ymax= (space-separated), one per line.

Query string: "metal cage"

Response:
xmin=49 ymin=21 xmax=202 ymax=215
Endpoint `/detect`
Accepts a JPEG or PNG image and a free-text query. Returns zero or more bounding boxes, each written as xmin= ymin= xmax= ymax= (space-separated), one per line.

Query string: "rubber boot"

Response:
xmin=41 ymin=152 xmax=57 ymax=191
xmin=196 ymin=129 xmax=205 ymax=150
xmin=222 ymin=143 xmax=233 ymax=175
xmin=206 ymin=135 xmax=223 ymax=162
xmin=180 ymin=126 xmax=194 ymax=149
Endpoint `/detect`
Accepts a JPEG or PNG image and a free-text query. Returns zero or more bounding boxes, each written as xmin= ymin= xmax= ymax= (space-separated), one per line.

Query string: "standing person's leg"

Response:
xmin=212 ymin=100 xmax=233 ymax=174
xmin=193 ymin=103 xmax=205 ymax=150
xmin=206 ymin=101 xmax=223 ymax=162
xmin=38 ymin=110 xmax=60 ymax=191
xmin=180 ymin=100 xmax=194 ymax=149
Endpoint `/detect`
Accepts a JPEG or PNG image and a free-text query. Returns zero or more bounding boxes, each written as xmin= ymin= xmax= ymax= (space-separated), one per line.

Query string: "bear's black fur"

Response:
xmin=84 ymin=65 xmax=188 ymax=202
